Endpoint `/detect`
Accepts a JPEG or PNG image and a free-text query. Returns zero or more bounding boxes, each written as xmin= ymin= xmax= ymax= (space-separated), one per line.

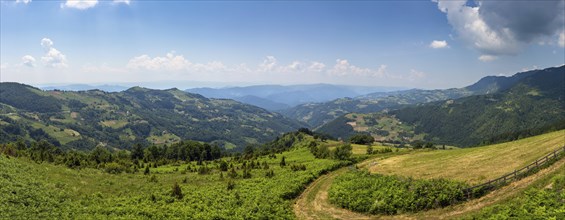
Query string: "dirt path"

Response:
xmin=294 ymin=157 xmax=565 ymax=220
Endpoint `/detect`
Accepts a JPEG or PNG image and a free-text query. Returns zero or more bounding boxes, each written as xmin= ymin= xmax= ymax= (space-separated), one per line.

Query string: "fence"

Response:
xmin=464 ymin=145 xmax=565 ymax=198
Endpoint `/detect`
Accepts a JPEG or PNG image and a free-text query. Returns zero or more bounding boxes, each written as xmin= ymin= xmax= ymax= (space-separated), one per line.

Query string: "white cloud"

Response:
xmin=308 ymin=62 xmax=326 ymax=72
xmin=127 ymin=52 xmax=190 ymax=71
xmin=429 ymin=40 xmax=449 ymax=49
xmin=41 ymin=38 xmax=53 ymax=50
xmin=113 ymin=0 xmax=130 ymax=4
xmin=62 ymin=0 xmax=98 ymax=10
xmin=407 ymin=69 xmax=426 ymax=81
xmin=40 ymin=38 xmax=68 ymax=68
xmin=478 ymin=55 xmax=498 ymax=62
xmin=434 ymin=0 xmax=565 ymax=56
xmin=257 ymin=56 xmax=278 ymax=72
xmin=16 ymin=0 xmax=31 ymax=4
xmin=329 ymin=59 xmax=373 ymax=76
xmin=21 ymin=55 xmax=36 ymax=67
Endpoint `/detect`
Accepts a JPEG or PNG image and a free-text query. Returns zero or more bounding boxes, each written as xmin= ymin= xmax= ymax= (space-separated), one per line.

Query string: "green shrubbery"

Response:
xmin=468 ymin=173 xmax=565 ymax=219
xmin=328 ymin=170 xmax=469 ymax=214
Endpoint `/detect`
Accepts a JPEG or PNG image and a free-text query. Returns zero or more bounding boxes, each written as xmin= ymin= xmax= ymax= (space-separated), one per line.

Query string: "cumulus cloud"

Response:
xmin=127 ymin=52 xmax=190 ymax=71
xmin=16 ymin=0 xmax=31 ymax=4
xmin=21 ymin=55 xmax=36 ymax=67
xmin=113 ymin=0 xmax=130 ymax=5
xmin=40 ymin=38 xmax=68 ymax=68
xmin=257 ymin=56 xmax=278 ymax=72
xmin=434 ymin=0 xmax=565 ymax=56
xmin=62 ymin=0 xmax=98 ymax=10
xmin=41 ymin=38 xmax=53 ymax=49
xmin=327 ymin=59 xmax=390 ymax=78
xmin=308 ymin=62 xmax=326 ymax=72
xmin=429 ymin=40 xmax=449 ymax=49
xmin=478 ymin=55 xmax=498 ymax=62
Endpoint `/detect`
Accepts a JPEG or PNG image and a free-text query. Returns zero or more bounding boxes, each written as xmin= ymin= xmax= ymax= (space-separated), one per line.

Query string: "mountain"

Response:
xmin=317 ymin=65 xmax=565 ymax=147
xmin=0 ymin=83 xmax=304 ymax=151
xmin=233 ymin=95 xmax=290 ymax=111
xmin=40 ymin=84 xmax=128 ymax=92
xmin=186 ymin=84 xmax=403 ymax=110
xmin=282 ymin=68 xmax=548 ymax=128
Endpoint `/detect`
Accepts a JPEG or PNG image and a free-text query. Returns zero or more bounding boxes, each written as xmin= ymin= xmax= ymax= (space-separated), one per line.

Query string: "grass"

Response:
xmin=100 ymin=120 xmax=129 ymax=129
xmin=345 ymin=113 xmax=424 ymax=143
xmin=369 ymin=130 xmax=565 ymax=184
xmin=0 ymin=146 xmax=349 ymax=219
xmin=30 ymin=122 xmax=81 ymax=145
xmin=146 ymin=133 xmax=181 ymax=145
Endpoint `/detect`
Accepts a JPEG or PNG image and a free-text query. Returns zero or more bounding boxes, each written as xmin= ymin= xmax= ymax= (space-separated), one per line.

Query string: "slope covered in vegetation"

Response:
xmin=0 ymin=83 xmax=303 ymax=151
xmin=0 ymin=131 xmax=353 ymax=219
xmin=392 ymin=65 xmax=565 ymax=147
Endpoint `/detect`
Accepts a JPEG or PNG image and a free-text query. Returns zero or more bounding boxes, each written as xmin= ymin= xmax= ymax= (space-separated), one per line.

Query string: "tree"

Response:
xmin=366 ymin=145 xmax=374 ymax=155
xmin=349 ymin=133 xmax=375 ymax=145
xmin=280 ymin=156 xmax=286 ymax=167
xmin=333 ymin=144 xmax=352 ymax=160
xmin=144 ymin=166 xmax=150 ymax=175
xmin=171 ymin=182 xmax=183 ymax=199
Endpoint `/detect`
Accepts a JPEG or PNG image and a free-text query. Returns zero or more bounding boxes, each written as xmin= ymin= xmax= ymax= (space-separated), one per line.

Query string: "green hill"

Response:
xmin=0 ymin=131 xmax=351 ymax=219
xmin=392 ymin=65 xmax=565 ymax=147
xmin=0 ymin=83 xmax=303 ymax=151
xmin=281 ymin=66 xmax=553 ymax=128
xmin=315 ymin=66 xmax=565 ymax=147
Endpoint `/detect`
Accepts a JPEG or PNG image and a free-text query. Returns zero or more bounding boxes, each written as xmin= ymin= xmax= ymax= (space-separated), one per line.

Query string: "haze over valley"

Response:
xmin=1 ymin=1 xmax=564 ymax=219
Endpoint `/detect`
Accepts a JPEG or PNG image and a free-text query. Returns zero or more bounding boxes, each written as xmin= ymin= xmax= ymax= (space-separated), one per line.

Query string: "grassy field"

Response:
xmin=369 ymin=130 xmax=565 ymax=184
xmin=30 ymin=122 xmax=81 ymax=145
xmin=0 ymin=145 xmax=349 ymax=219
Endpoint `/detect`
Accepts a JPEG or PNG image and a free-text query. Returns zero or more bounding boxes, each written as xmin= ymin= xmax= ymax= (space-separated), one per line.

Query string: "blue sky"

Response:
xmin=1 ymin=0 xmax=564 ymax=89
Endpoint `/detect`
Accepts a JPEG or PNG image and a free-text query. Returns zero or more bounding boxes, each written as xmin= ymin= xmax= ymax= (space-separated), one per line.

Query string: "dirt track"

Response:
xmin=293 ymin=156 xmax=565 ymax=220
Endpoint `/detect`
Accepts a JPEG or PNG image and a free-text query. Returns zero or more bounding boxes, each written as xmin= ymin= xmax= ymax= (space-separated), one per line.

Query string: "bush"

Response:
xmin=328 ymin=171 xmax=469 ymax=214
xmin=171 ymin=182 xmax=183 ymax=199
xmin=104 ymin=162 xmax=125 ymax=174
xmin=349 ymin=134 xmax=375 ymax=145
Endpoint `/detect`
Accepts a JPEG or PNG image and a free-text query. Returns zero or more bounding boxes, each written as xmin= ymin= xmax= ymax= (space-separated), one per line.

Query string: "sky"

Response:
xmin=1 ymin=0 xmax=564 ymax=89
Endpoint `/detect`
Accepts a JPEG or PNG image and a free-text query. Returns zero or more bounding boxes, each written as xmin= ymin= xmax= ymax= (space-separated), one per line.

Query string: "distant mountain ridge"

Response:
xmin=40 ymin=84 xmax=128 ymax=92
xmin=281 ymin=67 xmax=559 ymax=128
xmin=0 ymin=83 xmax=303 ymax=151
xmin=316 ymin=65 xmax=565 ymax=147
xmin=186 ymin=84 xmax=404 ymax=111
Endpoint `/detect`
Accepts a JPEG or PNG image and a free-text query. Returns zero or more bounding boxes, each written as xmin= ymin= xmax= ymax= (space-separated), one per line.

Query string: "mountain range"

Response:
xmin=316 ymin=65 xmax=565 ymax=147
xmin=281 ymin=67 xmax=549 ymax=128
xmin=0 ymin=84 xmax=303 ymax=151
xmin=186 ymin=84 xmax=403 ymax=111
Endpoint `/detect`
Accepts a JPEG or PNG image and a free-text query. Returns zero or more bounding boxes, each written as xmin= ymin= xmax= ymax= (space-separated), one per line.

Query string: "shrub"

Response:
xmin=349 ymin=134 xmax=375 ymax=145
xmin=171 ymin=182 xmax=183 ymax=199
xmin=328 ymin=171 xmax=469 ymax=214
xmin=104 ymin=162 xmax=125 ymax=174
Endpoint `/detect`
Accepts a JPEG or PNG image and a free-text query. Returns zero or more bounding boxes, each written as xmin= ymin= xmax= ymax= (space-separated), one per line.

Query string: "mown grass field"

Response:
xmin=369 ymin=130 xmax=565 ymax=184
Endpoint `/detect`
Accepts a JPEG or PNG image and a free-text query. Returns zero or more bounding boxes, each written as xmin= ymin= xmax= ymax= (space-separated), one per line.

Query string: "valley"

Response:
xmin=3 ymin=1 xmax=565 ymax=219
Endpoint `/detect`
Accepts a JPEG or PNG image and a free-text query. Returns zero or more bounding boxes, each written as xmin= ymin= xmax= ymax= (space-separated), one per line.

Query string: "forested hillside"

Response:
xmin=314 ymin=65 xmax=565 ymax=147
xmin=393 ymin=65 xmax=565 ymax=146
xmin=0 ymin=83 xmax=303 ymax=151
xmin=282 ymin=67 xmax=547 ymax=128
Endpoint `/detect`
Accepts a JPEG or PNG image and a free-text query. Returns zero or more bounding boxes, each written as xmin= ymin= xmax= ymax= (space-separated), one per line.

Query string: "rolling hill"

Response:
xmin=0 ymin=83 xmax=304 ymax=151
xmin=282 ymin=67 xmax=549 ymax=128
xmin=316 ymin=65 xmax=565 ymax=147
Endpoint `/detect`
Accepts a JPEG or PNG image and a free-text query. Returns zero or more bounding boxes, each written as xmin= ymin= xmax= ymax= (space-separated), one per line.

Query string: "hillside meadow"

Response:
xmin=368 ymin=130 xmax=565 ymax=184
xmin=0 ymin=144 xmax=350 ymax=219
